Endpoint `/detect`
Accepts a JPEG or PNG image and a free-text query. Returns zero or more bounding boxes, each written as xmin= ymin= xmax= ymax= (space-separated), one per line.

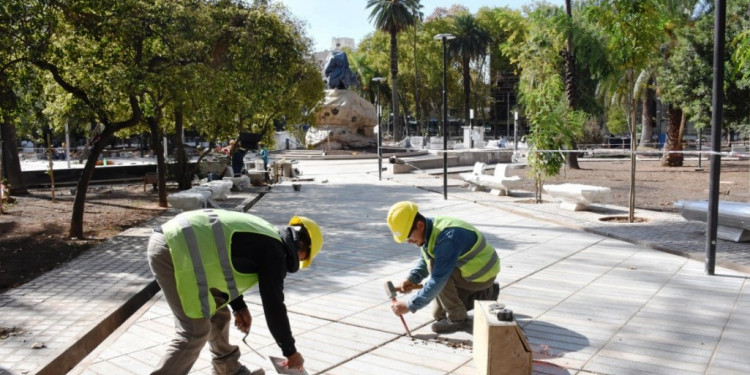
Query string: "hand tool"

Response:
xmin=384 ymin=281 xmax=413 ymax=338
xmin=386 ymin=281 xmax=423 ymax=294
xmin=242 ymin=331 xmax=266 ymax=360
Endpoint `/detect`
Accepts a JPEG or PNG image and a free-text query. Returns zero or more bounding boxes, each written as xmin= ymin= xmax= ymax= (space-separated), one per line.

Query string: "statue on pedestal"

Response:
xmin=306 ymin=51 xmax=377 ymax=150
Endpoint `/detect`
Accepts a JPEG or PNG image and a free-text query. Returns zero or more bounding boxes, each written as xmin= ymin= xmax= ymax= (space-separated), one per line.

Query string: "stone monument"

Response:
xmin=306 ymin=51 xmax=377 ymax=150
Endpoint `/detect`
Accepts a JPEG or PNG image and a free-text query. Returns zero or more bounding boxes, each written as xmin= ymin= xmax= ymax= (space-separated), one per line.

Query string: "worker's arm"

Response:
xmin=227 ymin=296 xmax=251 ymax=333
xmin=231 ymin=233 xmax=298 ymax=357
xmin=406 ymin=228 xmax=476 ymax=312
xmin=257 ymin=242 xmax=298 ymax=358
xmin=233 ymin=307 xmax=251 ymax=333
xmin=406 ymin=257 xmax=429 ymax=286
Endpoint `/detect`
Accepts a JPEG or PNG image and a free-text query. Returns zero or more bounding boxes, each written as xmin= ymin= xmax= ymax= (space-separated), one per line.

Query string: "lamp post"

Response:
xmin=434 ymin=33 xmax=455 ymax=200
xmin=372 ymin=77 xmax=386 ymax=181
xmin=513 ymin=111 xmax=519 ymax=151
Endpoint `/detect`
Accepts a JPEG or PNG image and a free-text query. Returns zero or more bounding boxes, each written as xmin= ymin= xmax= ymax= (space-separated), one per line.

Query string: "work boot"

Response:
xmin=491 ymin=282 xmax=500 ymax=301
xmin=431 ymin=318 xmax=469 ymax=333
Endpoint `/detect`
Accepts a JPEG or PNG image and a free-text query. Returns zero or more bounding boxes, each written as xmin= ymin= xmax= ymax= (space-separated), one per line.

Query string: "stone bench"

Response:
xmin=460 ymin=162 xmax=488 ymax=192
xmin=674 ymin=200 xmax=750 ymax=242
xmin=195 ymin=180 xmax=233 ymax=200
xmin=467 ymin=164 xmax=522 ymax=196
xmin=223 ymin=175 xmax=250 ymax=190
xmin=167 ymin=189 xmax=212 ymax=211
xmin=543 ymin=183 xmax=612 ymax=211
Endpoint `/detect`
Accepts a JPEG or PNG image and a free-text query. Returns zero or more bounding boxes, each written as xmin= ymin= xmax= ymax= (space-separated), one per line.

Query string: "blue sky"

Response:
xmin=275 ymin=0 xmax=565 ymax=52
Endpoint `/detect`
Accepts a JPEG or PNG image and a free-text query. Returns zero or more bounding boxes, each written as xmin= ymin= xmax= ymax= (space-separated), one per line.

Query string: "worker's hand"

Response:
xmin=282 ymin=351 xmax=304 ymax=370
xmin=399 ymin=279 xmax=417 ymax=293
xmin=391 ymin=299 xmax=409 ymax=316
xmin=233 ymin=308 xmax=252 ymax=334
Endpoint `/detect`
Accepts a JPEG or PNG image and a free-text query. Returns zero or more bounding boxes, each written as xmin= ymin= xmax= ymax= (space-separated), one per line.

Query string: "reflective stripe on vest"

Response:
xmin=176 ymin=216 xmax=211 ymax=318
xmin=163 ymin=209 xmax=279 ymax=318
xmin=422 ymin=216 xmax=500 ymax=283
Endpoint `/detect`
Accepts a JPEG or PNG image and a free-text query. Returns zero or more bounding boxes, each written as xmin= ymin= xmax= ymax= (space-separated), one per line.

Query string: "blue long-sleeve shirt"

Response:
xmin=405 ymin=217 xmax=478 ymax=312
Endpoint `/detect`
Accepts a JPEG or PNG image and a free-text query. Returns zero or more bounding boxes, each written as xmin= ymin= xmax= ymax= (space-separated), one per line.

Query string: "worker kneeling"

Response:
xmin=147 ymin=209 xmax=323 ymax=375
xmin=387 ymin=201 xmax=500 ymax=333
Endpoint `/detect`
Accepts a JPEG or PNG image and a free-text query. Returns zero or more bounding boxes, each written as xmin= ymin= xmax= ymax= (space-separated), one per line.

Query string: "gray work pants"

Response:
xmin=432 ymin=267 xmax=495 ymax=322
xmin=147 ymin=231 xmax=242 ymax=375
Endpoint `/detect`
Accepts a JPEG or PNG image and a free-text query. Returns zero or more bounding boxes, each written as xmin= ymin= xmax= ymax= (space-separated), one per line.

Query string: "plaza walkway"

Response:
xmin=1 ymin=158 xmax=749 ymax=375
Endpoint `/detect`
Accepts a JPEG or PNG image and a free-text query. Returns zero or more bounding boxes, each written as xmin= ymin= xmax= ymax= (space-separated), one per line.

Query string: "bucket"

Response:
xmin=292 ymin=184 xmax=301 ymax=192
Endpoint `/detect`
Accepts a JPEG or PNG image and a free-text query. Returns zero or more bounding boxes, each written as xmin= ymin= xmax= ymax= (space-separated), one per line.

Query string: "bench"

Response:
xmin=195 ymin=180 xmax=234 ymax=200
xmin=167 ymin=189 xmax=213 ymax=211
xmin=674 ymin=200 xmax=750 ymax=242
xmin=460 ymin=162 xmax=488 ymax=192
xmin=542 ymin=183 xmax=612 ymax=211
xmin=471 ymin=164 xmax=522 ymax=196
xmin=223 ymin=175 xmax=251 ymax=190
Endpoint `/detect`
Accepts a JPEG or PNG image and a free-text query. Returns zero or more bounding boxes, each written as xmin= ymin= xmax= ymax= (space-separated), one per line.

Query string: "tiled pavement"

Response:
xmin=2 ymin=158 xmax=749 ymax=375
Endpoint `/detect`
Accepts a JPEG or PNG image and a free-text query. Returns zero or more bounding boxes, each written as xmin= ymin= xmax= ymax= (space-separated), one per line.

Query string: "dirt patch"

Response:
xmin=0 ymin=184 xmax=167 ymax=292
xmin=505 ymin=158 xmax=750 ymax=211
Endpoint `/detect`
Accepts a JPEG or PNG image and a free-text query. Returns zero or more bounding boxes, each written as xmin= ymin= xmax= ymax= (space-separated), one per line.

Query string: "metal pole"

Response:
xmin=706 ymin=0 xmax=726 ymax=275
xmin=65 ymin=121 xmax=71 ymax=168
xmin=373 ymin=77 xmax=386 ymax=180
xmin=377 ymin=86 xmax=382 ymax=181
xmin=513 ymin=112 xmax=518 ymax=151
xmin=441 ymin=37 xmax=449 ymax=199
xmin=434 ymin=34 xmax=454 ymax=200
xmin=506 ymin=92 xmax=510 ymax=139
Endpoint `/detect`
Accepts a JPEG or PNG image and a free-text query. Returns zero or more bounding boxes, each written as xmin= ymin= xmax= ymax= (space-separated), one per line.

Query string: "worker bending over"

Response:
xmin=147 ymin=209 xmax=323 ymax=375
xmin=387 ymin=201 xmax=500 ymax=333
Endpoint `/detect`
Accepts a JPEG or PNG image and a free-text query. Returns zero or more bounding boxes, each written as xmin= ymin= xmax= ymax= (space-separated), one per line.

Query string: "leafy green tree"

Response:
xmin=587 ymin=0 xmax=662 ymax=222
xmin=367 ymin=0 xmax=419 ymax=141
xmin=449 ymin=12 xmax=492 ymax=141
xmin=505 ymin=5 xmax=586 ymax=201
xmin=661 ymin=1 xmax=750 ymax=143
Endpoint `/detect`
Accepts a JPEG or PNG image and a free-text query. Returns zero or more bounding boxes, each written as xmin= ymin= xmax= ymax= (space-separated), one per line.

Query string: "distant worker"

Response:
xmin=231 ymin=141 xmax=248 ymax=176
xmin=147 ymin=209 xmax=323 ymax=375
xmin=258 ymin=142 xmax=269 ymax=170
xmin=386 ymin=201 xmax=500 ymax=333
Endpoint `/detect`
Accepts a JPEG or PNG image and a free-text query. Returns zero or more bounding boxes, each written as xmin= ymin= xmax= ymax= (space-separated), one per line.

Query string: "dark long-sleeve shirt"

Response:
xmin=229 ymin=231 xmax=297 ymax=357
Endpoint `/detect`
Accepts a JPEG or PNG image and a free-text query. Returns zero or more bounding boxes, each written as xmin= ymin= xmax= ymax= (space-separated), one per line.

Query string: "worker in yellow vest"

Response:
xmin=147 ymin=209 xmax=323 ymax=375
xmin=386 ymin=201 xmax=500 ymax=333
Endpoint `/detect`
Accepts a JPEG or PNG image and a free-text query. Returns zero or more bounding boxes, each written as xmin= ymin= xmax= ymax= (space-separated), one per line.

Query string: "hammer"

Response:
xmin=384 ymin=281 xmax=414 ymax=338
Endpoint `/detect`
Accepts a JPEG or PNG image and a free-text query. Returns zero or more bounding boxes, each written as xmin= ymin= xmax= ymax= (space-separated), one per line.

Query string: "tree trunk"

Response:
xmin=69 ymin=127 xmax=116 ymax=238
xmin=463 ymin=53 xmax=471 ymax=143
xmin=147 ymin=117 xmax=168 ymax=207
xmin=0 ymin=75 xmax=28 ymax=195
xmin=639 ymin=91 xmax=653 ymax=147
xmin=661 ymin=105 xmax=684 ymax=167
xmin=173 ymin=109 xmax=194 ymax=190
xmin=390 ymin=31 xmax=400 ymax=141
xmin=563 ymin=0 xmax=580 ymax=170
xmin=627 ymin=76 xmax=637 ymax=223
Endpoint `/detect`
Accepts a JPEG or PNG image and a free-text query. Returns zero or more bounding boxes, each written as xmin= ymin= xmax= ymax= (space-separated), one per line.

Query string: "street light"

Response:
xmin=513 ymin=111 xmax=519 ymax=151
xmin=372 ymin=77 xmax=386 ymax=181
xmin=434 ymin=33 xmax=454 ymax=200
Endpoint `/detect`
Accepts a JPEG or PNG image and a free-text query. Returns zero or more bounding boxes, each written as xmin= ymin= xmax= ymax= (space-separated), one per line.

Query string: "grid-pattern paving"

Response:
xmin=2 ymin=158 xmax=749 ymax=375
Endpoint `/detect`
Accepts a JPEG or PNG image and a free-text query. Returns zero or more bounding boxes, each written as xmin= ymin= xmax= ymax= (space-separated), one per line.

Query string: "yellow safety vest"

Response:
xmin=161 ymin=209 xmax=281 ymax=319
xmin=421 ymin=216 xmax=500 ymax=283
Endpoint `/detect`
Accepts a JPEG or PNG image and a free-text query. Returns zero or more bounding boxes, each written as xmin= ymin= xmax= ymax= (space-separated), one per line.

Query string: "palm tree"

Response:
xmin=367 ymin=0 xmax=419 ymax=141
xmin=449 ymin=12 xmax=492 ymax=143
xmin=411 ymin=2 xmax=424 ymax=135
xmin=563 ymin=0 xmax=581 ymax=169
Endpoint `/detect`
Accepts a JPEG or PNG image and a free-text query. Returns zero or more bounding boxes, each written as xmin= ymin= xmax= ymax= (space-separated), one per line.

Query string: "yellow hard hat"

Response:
xmin=387 ymin=201 xmax=418 ymax=243
xmin=289 ymin=216 xmax=323 ymax=269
